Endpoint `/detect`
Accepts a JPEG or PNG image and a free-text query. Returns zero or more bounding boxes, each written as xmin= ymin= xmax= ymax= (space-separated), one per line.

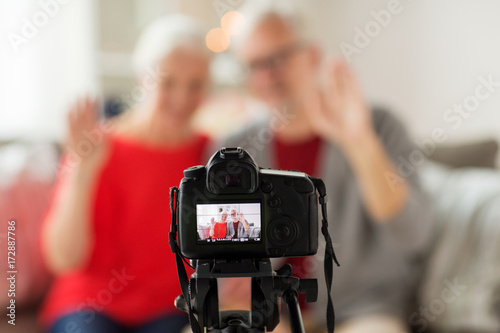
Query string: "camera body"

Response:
xmin=177 ymin=147 xmax=318 ymax=259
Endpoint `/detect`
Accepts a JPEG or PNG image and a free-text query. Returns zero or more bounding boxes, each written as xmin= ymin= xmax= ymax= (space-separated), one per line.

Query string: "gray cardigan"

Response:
xmin=226 ymin=220 xmax=249 ymax=239
xmin=216 ymin=108 xmax=433 ymax=324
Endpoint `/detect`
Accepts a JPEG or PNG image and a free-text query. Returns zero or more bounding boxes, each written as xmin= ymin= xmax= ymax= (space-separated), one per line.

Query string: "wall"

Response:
xmin=0 ymin=0 xmax=99 ymax=142
xmin=2 ymin=0 xmax=499 ymax=166
xmin=308 ymin=0 xmax=500 ymax=163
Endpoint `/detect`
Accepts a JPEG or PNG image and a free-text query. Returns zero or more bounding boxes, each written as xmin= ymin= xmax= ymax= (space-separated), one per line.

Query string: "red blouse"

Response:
xmin=212 ymin=222 xmax=227 ymax=239
xmin=39 ymin=134 xmax=208 ymax=328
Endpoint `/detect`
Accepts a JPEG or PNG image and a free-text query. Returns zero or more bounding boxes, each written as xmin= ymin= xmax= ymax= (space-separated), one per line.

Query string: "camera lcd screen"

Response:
xmin=196 ymin=203 xmax=261 ymax=243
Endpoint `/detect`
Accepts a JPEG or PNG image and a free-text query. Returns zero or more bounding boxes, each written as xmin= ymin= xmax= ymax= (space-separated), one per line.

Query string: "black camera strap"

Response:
xmin=168 ymin=187 xmax=202 ymax=333
xmin=309 ymin=177 xmax=341 ymax=333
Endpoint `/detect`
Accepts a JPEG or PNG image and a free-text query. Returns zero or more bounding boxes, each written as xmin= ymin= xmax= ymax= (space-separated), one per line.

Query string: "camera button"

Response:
xmin=261 ymin=180 xmax=273 ymax=193
xmin=268 ymin=218 xmax=298 ymax=247
xmin=269 ymin=196 xmax=281 ymax=208
xmin=183 ymin=165 xmax=206 ymax=179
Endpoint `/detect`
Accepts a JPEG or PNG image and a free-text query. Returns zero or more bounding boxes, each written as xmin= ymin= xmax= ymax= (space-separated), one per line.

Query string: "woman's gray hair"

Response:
xmin=132 ymin=14 xmax=210 ymax=76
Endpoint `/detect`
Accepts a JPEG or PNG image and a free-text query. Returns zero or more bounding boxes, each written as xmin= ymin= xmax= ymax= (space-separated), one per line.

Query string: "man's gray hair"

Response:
xmin=233 ymin=0 xmax=314 ymax=49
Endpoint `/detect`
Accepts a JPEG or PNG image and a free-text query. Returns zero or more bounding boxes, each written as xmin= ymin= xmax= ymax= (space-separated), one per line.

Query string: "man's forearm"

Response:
xmin=241 ymin=218 xmax=249 ymax=231
xmin=343 ymin=133 xmax=409 ymax=223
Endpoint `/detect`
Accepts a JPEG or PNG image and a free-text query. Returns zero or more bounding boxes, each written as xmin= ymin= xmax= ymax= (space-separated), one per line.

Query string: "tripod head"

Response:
xmin=175 ymin=258 xmax=317 ymax=332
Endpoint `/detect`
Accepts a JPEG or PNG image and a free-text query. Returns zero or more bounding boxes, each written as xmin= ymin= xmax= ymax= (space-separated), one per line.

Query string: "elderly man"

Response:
xmin=221 ymin=1 xmax=433 ymax=332
xmin=226 ymin=209 xmax=250 ymax=239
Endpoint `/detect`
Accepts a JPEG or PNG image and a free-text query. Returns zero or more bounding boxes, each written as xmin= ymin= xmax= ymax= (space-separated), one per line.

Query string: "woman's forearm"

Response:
xmin=41 ymin=162 xmax=100 ymax=273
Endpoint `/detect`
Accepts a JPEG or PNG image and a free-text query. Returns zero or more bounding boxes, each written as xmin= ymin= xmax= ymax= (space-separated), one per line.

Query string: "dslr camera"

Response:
xmin=177 ymin=147 xmax=319 ymax=259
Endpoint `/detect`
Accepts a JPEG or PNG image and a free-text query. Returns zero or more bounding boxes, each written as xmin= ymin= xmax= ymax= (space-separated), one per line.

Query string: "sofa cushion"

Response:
xmin=417 ymin=161 xmax=500 ymax=332
xmin=427 ymin=139 xmax=498 ymax=169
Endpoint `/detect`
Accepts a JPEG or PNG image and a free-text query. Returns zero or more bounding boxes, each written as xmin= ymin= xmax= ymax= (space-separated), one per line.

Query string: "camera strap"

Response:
xmin=168 ymin=186 xmax=202 ymax=333
xmin=310 ymin=177 xmax=341 ymax=333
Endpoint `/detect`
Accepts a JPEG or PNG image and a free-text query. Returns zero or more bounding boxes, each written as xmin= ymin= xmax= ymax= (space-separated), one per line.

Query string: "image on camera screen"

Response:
xmin=196 ymin=203 xmax=261 ymax=243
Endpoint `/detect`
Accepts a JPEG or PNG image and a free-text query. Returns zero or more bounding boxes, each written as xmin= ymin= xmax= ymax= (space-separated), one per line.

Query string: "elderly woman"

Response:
xmin=209 ymin=212 xmax=229 ymax=239
xmin=39 ymin=15 xmax=211 ymax=333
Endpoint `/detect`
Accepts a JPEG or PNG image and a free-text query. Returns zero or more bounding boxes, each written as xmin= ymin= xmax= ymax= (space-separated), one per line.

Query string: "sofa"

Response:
xmin=414 ymin=140 xmax=500 ymax=332
xmin=0 ymin=139 xmax=498 ymax=332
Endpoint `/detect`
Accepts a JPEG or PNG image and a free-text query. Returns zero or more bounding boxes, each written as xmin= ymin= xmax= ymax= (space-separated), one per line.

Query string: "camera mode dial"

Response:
xmin=183 ymin=165 xmax=206 ymax=180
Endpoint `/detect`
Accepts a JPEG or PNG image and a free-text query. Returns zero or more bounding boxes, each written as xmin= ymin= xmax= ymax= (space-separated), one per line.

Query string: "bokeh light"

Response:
xmin=205 ymin=27 xmax=230 ymax=53
xmin=221 ymin=10 xmax=246 ymax=36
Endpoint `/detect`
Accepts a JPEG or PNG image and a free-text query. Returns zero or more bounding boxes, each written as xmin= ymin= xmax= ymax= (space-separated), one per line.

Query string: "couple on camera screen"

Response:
xmin=198 ymin=203 xmax=261 ymax=242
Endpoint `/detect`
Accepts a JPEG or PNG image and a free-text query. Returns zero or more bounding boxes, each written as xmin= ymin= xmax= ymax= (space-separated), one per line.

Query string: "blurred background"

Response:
xmin=1 ymin=0 xmax=500 ymax=150
xmin=1 ymin=0 xmax=500 ymax=332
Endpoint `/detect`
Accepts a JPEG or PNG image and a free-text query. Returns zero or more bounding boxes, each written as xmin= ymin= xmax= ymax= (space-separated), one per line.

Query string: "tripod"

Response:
xmin=175 ymin=258 xmax=317 ymax=332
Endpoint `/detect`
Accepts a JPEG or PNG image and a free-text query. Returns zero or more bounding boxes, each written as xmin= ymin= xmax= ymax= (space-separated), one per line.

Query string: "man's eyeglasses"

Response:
xmin=244 ymin=42 xmax=306 ymax=76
